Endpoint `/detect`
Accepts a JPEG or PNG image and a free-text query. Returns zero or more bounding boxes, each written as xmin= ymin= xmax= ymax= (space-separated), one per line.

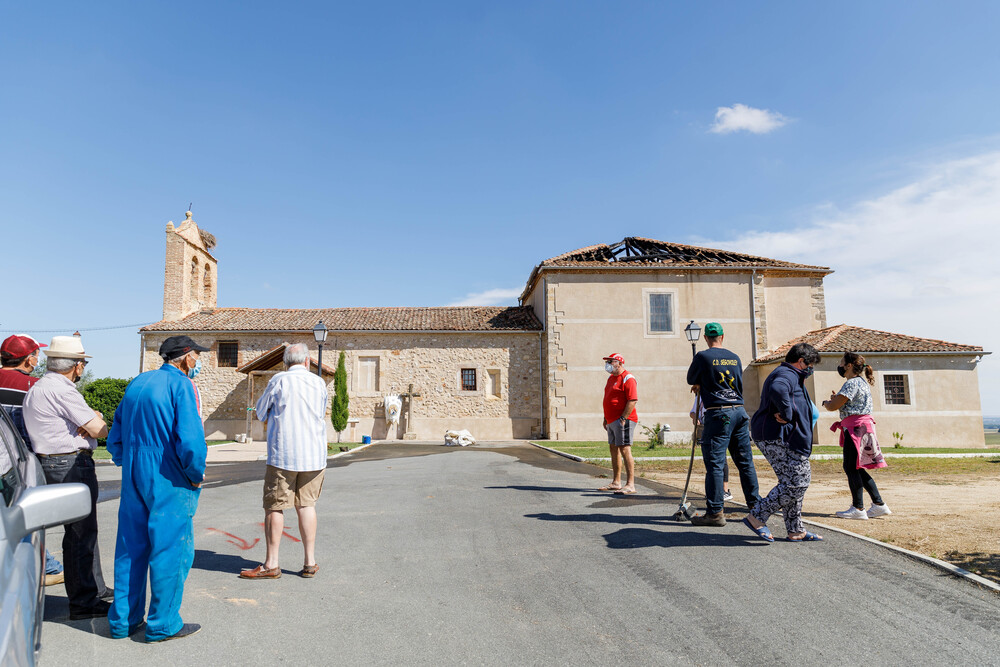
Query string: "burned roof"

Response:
xmin=520 ymin=236 xmax=831 ymax=301
xmin=753 ymin=324 xmax=986 ymax=363
xmin=542 ymin=237 xmax=830 ymax=270
xmin=142 ymin=306 xmax=543 ymax=333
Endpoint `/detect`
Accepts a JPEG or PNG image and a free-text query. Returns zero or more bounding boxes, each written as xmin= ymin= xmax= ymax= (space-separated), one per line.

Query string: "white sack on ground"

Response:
xmin=444 ymin=429 xmax=476 ymax=446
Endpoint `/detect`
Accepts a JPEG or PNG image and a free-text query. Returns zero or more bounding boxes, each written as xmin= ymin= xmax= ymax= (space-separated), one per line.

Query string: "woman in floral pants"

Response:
xmin=743 ymin=343 xmax=824 ymax=543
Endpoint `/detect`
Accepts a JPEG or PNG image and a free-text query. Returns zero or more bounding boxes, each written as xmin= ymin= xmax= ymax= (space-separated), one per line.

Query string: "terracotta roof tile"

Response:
xmin=142 ymin=306 xmax=543 ymax=333
xmin=753 ymin=324 xmax=986 ymax=363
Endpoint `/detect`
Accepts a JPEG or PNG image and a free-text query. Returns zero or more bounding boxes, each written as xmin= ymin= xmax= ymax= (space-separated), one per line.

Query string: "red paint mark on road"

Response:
xmin=206 ymin=527 xmax=260 ymax=550
xmin=258 ymin=522 xmax=301 ymax=543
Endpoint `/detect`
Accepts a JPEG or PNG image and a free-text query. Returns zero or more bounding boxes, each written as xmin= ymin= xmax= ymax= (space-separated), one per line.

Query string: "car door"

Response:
xmin=0 ymin=409 xmax=44 ymax=666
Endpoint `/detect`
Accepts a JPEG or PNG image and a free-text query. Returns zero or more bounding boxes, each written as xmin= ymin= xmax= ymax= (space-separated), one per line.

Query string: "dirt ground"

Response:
xmin=638 ymin=461 xmax=1000 ymax=585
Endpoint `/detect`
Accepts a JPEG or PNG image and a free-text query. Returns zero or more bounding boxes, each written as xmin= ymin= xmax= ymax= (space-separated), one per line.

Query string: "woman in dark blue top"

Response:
xmin=742 ymin=343 xmax=824 ymax=543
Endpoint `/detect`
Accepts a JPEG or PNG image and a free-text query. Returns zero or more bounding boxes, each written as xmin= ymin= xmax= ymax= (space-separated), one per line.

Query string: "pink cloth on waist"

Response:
xmin=830 ymin=414 xmax=886 ymax=470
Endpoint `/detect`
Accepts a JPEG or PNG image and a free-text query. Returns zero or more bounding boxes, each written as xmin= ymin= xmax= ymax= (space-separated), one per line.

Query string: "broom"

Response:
xmin=671 ymin=395 xmax=701 ymax=521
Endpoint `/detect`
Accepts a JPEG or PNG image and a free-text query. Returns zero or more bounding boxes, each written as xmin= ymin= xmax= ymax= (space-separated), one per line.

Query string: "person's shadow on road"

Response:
xmin=192 ymin=548 xmax=257 ymax=573
xmin=603 ymin=527 xmax=763 ymax=549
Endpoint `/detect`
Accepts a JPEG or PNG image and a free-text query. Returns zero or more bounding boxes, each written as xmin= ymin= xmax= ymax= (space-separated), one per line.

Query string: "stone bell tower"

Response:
xmin=163 ymin=211 xmax=218 ymax=321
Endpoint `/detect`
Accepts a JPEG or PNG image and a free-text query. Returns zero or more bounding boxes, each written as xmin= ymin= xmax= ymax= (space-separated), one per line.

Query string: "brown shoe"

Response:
xmin=690 ymin=511 xmax=726 ymax=527
xmin=239 ymin=564 xmax=281 ymax=579
xmin=44 ymin=572 xmax=65 ymax=586
xmin=299 ymin=564 xmax=319 ymax=578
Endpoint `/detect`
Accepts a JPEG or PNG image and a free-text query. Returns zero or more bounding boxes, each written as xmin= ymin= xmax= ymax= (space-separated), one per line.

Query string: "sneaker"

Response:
xmin=722 ymin=490 xmax=734 ymax=502
xmin=835 ymin=506 xmax=868 ymax=520
xmin=867 ymin=503 xmax=892 ymax=518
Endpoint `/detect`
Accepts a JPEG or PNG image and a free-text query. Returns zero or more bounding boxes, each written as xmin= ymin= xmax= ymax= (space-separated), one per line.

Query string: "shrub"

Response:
xmin=81 ymin=378 xmax=131 ymax=444
xmin=640 ymin=422 xmax=664 ymax=449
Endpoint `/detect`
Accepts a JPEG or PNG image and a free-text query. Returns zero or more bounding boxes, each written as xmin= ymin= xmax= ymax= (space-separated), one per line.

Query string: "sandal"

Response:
xmin=742 ymin=517 xmax=774 ymax=543
xmin=597 ymin=485 xmax=622 ymax=492
xmin=786 ymin=532 xmax=823 ymax=542
xmin=300 ymin=564 xmax=319 ymax=578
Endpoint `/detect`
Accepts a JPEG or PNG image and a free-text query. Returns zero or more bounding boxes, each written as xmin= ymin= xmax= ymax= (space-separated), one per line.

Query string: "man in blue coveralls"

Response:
xmin=106 ymin=335 xmax=209 ymax=642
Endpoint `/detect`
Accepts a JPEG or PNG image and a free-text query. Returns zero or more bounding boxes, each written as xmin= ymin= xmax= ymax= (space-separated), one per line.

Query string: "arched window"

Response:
xmin=190 ymin=257 xmax=199 ymax=301
xmin=203 ymin=265 xmax=212 ymax=302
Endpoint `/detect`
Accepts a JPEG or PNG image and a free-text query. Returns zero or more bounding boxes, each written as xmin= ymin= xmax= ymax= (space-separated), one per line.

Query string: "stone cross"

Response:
xmin=400 ymin=383 xmax=421 ymax=440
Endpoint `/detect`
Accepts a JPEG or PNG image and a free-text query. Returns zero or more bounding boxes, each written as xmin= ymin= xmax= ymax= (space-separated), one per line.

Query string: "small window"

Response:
xmin=461 ymin=368 xmax=477 ymax=392
xmin=487 ymin=369 xmax=501 ymax=398
xmin=647 ymin=292 xmax=674 ymax=334
xmin=883 ymin=374 xmax=910 ymax=405
xmin=218 ymin=341 xmax=238 ymax=368
xmin=358 ymin=356 xmax=379 ymax=392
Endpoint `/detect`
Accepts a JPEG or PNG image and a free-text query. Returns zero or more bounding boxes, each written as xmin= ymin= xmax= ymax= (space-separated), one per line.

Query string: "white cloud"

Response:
xmin=709 ymin=103 xmax=788 ymax=134
xmin=448 ymin=287 xmax=522 ymax=307
xmin=707 ymin=151 xmax=1000 ymax=413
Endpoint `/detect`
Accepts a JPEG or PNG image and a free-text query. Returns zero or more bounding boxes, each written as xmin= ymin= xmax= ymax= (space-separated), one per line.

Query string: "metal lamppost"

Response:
xmin=313 ymin=320 xmax=328 ymax=377
xmin=684 ymin=320 xmax=701 ymax=359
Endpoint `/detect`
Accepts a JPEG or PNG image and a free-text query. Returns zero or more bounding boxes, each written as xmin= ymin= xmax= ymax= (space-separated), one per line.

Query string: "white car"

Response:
xmin=0 ymin=408 xmax=90 ymax=666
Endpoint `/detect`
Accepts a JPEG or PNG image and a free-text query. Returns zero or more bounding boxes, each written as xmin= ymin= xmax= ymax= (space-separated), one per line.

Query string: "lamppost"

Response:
xmin=684 ymin=320 xmax=701 ymax=359
xmin=313 ymin=320 xmax=328 ymax=377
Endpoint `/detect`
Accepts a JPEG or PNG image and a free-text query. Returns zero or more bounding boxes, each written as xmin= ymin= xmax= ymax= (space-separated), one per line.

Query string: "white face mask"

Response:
xmin=605 ymin=362 xmax=615 ymax=374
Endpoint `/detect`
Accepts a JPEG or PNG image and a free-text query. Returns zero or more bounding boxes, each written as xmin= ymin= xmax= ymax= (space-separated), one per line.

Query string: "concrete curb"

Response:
xmin=583 ymin=452 xmax=1000 ymax=462
xmin=327 ymin=440 xmax=376 ymax=459
xmin=530 ymin=441 xmax=1000 ymax=595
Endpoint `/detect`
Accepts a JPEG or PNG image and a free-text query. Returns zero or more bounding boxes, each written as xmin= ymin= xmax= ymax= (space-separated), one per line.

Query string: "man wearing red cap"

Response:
xmin=0 ymin=334 xmax=65 ymax=585
xmin=599 ymin=353 xmax=638 ymax=495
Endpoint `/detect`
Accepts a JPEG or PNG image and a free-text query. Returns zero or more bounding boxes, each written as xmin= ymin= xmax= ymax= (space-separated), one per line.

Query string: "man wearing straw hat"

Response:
xmin=23 ymin=334 xmax=113 ymax=620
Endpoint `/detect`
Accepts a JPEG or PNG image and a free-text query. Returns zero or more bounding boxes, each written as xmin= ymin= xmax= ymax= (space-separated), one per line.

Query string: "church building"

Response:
xmin=140 ymin=214 xmax=989 ymax=447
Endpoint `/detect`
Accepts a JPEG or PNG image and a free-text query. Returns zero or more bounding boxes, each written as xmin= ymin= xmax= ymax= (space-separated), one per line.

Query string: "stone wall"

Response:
xmin=163 ymin=213 xmax=217 ymax=321
xmin=140 ymin=331 xmax=543 ymax=442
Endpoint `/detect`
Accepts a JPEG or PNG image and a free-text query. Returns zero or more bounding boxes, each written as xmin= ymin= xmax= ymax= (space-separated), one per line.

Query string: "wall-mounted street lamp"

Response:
xmin=313 ymin=320 xmax=328 ymax=377
xmin=684 ymin=320 xmax=701 ymax=359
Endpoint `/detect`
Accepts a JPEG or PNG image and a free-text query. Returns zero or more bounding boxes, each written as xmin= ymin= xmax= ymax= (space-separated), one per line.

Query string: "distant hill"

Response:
xmin=984 ymin=416 xmax=1000 ymax=431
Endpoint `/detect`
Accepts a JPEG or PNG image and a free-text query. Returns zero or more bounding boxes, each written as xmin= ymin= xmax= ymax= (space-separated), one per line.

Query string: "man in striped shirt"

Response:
xmin=241 ymin=343 xmax=329 ymax=580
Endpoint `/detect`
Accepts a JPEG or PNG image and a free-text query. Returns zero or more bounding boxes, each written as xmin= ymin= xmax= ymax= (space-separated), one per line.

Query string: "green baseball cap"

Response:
xmin=704 ymin=322 xmax=724 ymax=337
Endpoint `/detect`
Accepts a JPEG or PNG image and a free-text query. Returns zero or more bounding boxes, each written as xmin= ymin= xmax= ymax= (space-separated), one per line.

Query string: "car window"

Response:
xmin=0 ymin=414 xmax=24 ymax=507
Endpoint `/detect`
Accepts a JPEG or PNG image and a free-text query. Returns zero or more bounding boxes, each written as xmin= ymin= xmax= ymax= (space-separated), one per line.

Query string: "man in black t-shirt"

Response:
xmin=685 ymin=323 xmax=761 ymax=526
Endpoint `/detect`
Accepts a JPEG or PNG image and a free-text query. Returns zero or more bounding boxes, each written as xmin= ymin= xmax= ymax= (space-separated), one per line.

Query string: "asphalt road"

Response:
xmin=41 ymin=443 xmax=1000 ymax=665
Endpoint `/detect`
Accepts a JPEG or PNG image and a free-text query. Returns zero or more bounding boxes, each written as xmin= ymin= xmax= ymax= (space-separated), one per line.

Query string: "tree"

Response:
xmin=81 ymin=378 xmax=131 ymax=445
xmin=331 ymin=350 xmax=349 ymax=443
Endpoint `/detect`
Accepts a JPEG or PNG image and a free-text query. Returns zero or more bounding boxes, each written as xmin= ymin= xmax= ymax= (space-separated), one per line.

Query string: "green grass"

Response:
xmin=985 ymin=432 xmax=1000 ymax=446
xmin=620 ymin=455 xmax=1000 ymax=477
xmin=537 ymin=440 xmax=1000 ymax=459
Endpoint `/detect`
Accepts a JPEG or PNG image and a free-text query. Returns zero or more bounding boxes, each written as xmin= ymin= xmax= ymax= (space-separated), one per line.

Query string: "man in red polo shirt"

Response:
xmin=598 ymin=353 xmax=638 ymax=495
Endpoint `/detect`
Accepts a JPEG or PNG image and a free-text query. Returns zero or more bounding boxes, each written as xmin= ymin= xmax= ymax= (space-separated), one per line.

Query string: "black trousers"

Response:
xmin=842 ymin=430 xmax=883 ymax=509
xmin=39 ymin=451 xmax=108 ymax=612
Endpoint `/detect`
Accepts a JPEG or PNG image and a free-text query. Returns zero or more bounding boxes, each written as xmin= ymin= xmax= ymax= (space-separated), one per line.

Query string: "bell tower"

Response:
xmin=163 ymin=211 xmax=218 ymax=321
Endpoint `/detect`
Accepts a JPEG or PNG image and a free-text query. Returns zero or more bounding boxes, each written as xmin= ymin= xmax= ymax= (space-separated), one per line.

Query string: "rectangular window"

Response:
xmin=217 ymin=341 xmax=238 ymax=367
xmin=883 ymin=374 xmax=910 ymax=405
xmin=487 ymin=369 xmax=501 ymax=398
xmin=461 ymin=368 xmax=477 ymax=392
xmin=647 ymin=292 xmax=674 ymax=334
xmin=358 ymin=356 xmax=379 ymax=392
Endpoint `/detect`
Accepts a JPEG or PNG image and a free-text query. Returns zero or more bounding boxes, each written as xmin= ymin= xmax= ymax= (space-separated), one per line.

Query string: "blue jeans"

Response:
xmin=45 ymin=549 xmax=63 ymax=575
xmin=700 ymin=406 xmax=760 ymax=513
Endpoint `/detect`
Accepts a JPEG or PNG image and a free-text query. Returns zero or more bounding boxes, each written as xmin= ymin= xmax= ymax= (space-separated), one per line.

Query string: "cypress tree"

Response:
xmin=331 ymin=350 xmax=349 ymax=442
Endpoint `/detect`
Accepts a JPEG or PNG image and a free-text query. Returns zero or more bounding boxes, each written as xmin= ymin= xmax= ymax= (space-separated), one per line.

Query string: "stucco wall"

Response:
xmin=140 ymin=331 xmax=542 ymax=442
xmin=758 ymin=275 xmax=826 ymax=356
xmin=751 ymin=354 xmax=986 ymax=448
xmin=539 ymin=270 xmax=761 ymax=441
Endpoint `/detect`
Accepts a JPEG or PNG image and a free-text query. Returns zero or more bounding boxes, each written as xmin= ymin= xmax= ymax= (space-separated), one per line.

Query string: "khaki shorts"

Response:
xmin=263 ymin=465 xmax=325 ymax=510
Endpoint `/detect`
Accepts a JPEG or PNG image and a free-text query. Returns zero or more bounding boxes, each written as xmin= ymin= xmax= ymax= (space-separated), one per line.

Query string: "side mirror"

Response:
xmin=6 ymin=484 xmax=91 ymax=543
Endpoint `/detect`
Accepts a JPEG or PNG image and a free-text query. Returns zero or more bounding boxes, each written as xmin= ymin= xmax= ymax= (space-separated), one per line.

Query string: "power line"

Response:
xmin=0 ymin=322 xmax=156 ymax=334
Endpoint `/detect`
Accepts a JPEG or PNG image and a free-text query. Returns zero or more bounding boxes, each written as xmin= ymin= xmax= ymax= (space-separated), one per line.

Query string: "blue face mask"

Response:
xmin=802 ymin=365 xmax=814 ymax=377
xmin=188 ymin=358 xmax=202 ymax=379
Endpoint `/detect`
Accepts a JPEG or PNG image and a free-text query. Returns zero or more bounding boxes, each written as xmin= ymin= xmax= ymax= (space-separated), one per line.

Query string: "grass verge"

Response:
xmin=541 ymin=441 xmax=1000 ymax=460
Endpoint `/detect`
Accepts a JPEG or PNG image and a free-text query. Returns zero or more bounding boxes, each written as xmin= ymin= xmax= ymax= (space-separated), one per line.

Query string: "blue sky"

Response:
xmin=3 ymin=2 xmax=999 ymax=412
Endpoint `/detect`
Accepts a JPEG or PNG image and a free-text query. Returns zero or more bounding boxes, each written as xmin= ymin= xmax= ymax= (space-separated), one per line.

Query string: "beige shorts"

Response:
xmin=263 ymin=465 xmax=326 ymax=510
